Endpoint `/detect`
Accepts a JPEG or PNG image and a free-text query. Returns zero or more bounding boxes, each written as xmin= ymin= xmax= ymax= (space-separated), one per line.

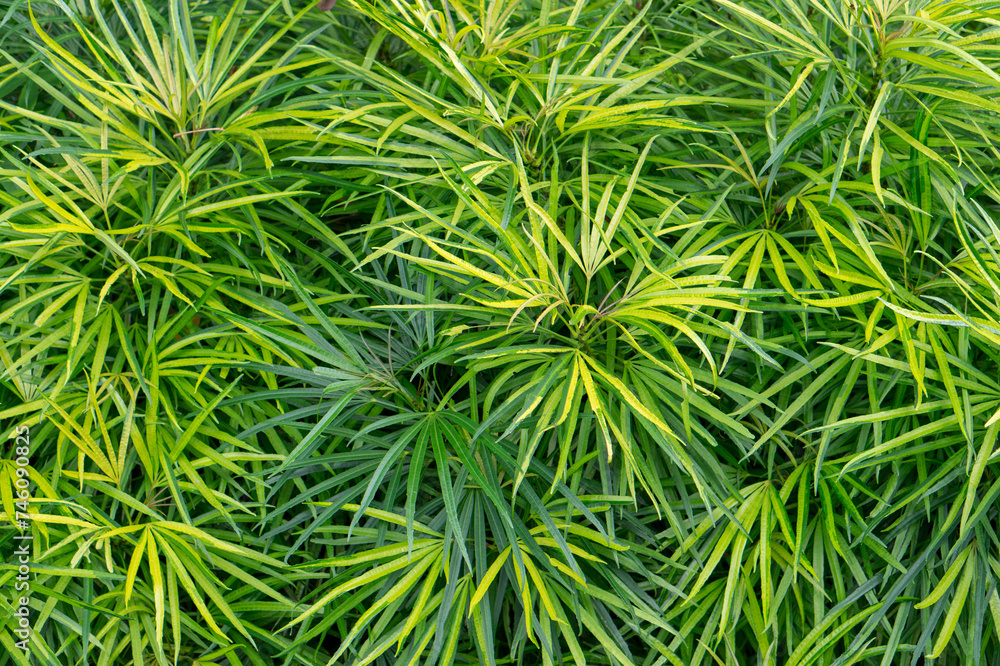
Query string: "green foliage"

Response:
xmin=1 ymin=0 xmax=1000 ymax=664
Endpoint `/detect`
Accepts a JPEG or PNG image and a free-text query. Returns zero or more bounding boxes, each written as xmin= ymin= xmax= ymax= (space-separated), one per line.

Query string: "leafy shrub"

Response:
xmin=2 ymin=0 xmax=1000 ymax=664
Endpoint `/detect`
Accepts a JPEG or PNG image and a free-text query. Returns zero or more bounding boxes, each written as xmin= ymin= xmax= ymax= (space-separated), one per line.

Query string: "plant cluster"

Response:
xmin=2 ymin=0 xmax=1000 ymax=664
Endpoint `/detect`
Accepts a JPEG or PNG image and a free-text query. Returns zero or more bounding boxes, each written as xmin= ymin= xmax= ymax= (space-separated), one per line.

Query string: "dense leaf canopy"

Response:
xmin=2 ymin=0 xmax=1000 ymax=664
